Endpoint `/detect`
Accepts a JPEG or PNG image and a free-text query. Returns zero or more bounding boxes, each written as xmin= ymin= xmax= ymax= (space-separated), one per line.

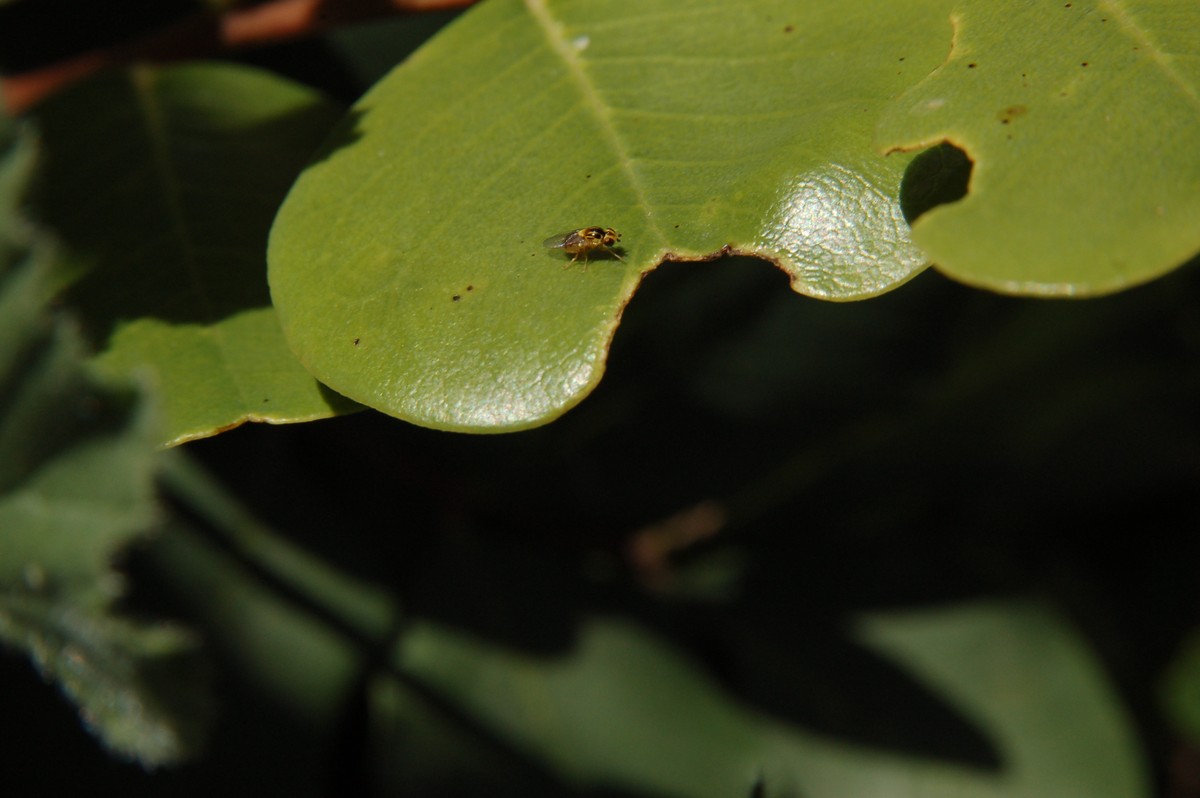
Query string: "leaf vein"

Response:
xmin=1100 ymin=0 xmax=1200 ymax=111
xmin=525 ymin=0 xmax=667 ymax=245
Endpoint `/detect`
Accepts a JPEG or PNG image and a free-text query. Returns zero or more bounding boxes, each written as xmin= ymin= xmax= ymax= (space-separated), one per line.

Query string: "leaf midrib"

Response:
xmin=1100 ymin=0 xmax=1200 ymax=111
xmin=129 ymin=68 xmax=260 ymax=418
xmin=524 ymin=0 xmax=669 ymax=246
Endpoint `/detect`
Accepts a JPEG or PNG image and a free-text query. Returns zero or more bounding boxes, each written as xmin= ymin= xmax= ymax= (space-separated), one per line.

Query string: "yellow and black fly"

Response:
xmin=543 ymin=226 xmax=623 ymax=268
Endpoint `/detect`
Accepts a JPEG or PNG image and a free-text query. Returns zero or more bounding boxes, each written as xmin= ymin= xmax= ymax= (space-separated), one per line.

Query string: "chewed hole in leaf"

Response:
xmin=899 ymin=142 xmax=973 ymax=225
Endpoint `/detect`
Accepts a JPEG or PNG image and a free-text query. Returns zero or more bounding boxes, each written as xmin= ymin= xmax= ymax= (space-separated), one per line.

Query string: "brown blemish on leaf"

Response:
xmin=998 ymin=105 xmax=1027 ymax=124
xmin=660 ymin=244 xmax=735 ymax=265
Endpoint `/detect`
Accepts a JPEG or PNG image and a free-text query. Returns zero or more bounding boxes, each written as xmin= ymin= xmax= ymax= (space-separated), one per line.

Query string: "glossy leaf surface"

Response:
xmin=269 ymin=0 xmax=944 ymax=431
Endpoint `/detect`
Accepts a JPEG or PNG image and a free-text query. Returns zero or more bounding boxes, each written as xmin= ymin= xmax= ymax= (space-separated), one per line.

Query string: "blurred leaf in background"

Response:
xmin=28 ymin=63 xmax=357 ymax=446
xmin=0 ymin=113 xmax=212 ymax=768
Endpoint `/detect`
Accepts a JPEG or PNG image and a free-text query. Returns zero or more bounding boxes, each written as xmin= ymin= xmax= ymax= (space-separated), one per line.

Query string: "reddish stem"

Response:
xmin=2 ymin=0 xmax=477 ymax=114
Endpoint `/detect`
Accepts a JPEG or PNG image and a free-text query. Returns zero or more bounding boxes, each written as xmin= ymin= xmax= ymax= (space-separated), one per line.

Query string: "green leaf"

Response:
xmin=269 ymin=0 xmax=946 ymax=432
xmin=876 ymin=0 xmax=1200 ymax=295
xmin=389 ymin=600 xmax=1147 ymax=797
xmin=30 ymin=62 xmax=356 ymax=447
xmin=0 ymin=116 xmax=211 ymax=767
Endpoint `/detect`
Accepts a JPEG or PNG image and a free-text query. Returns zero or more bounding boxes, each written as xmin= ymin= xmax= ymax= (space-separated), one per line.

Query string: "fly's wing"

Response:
xmin=543 ymin=231 xmax=582 ymax=250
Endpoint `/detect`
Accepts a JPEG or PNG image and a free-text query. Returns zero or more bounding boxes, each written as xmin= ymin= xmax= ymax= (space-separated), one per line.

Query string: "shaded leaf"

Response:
xmin=0 ymin=114 xmax=210 ymax=768
xmin=30 ymin=62 xmax=356 ymax=446
xmin=269 ymin=0 xmax=946 ymax=432
xmin=876 ymin=0 xmax=1200 ymax=295
xmin=389 ymin=600 xmax=1147 ymax=797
